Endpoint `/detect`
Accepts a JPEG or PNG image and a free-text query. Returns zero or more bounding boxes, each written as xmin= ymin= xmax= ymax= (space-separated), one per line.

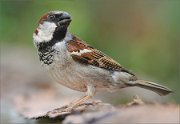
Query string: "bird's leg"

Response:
xmin=69 ymin=95 xmax=88 ymax=106
xmin=63 ymin=84 xmax=96 ymax=112
xmin=70 ymin=95 xmax=92 ymax=107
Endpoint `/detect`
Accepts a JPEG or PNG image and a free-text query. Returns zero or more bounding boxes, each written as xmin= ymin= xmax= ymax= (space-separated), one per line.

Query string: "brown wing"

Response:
xmin=67 ymin=36 xmax=135 ymax=75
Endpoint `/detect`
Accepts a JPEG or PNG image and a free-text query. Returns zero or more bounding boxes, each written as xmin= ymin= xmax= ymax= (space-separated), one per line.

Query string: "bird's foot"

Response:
xmin=46 ymin=105 xmax=72 ymax=117
xmin=46 ymin=100 xmax=102 ymax=118
xmin=62 ymin=105 xmax=74 ymax=113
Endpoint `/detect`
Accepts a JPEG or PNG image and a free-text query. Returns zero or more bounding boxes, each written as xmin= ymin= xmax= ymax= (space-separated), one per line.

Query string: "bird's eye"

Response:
xmin=48 ymin=15 xmax=55 ymax=20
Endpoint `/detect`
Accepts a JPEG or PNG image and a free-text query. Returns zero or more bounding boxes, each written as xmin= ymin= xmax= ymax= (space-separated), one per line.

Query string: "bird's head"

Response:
xmin=33 ymin=11 xmax=72 ymax=44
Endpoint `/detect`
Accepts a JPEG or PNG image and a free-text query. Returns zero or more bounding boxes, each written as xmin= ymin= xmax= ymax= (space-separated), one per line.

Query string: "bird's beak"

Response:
xmin=57 ymin=13 xmax=72 ymax=27
xmin=57 ymin=19 xmax=71 ymax=27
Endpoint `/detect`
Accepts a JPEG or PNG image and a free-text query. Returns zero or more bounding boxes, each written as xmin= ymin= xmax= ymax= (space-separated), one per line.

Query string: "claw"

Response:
xmin=62 ymin=106 xmax=73 ymax=112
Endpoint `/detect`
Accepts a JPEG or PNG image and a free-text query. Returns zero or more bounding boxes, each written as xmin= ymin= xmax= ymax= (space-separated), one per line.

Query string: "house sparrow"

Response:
xmin=33 ymin=11 xmax=172 ymax=109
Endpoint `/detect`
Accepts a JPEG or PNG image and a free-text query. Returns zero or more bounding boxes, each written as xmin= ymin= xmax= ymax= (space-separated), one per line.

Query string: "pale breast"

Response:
xmin=48 ymin=61 xmax=115 ymax=92
xmin=45 ymin=41 xmax=121 ymax=92
xmin=45 ymin=41 xmax=87 ymax=92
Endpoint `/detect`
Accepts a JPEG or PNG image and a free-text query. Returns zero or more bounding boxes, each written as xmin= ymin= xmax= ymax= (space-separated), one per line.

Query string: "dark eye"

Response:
xmin=48 ymin=15 xmax=55 ymax=20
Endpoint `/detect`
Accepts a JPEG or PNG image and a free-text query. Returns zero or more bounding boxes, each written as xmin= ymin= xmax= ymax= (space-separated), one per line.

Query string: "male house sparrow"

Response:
xmin=33 ymin=11 xmax=172 ymax=109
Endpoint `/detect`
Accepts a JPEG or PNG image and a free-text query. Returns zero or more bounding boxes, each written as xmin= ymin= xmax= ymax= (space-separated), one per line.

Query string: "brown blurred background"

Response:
xmin=0 ymin=0 xmax=180 ymax=123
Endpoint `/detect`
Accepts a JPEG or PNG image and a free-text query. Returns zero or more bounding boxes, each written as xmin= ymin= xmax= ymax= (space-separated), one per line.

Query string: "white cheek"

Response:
xmin=33 ymin=22 xmax=57 ymax=43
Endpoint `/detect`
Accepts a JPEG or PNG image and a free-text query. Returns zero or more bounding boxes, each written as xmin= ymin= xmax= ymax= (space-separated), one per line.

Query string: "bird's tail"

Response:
xmin=129 ymin=80 xmax=173 ymax=96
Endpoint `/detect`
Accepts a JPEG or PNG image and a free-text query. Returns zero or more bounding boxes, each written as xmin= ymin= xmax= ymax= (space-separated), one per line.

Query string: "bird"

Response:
xmin=33 ymin=10 xmax=172 ymax=110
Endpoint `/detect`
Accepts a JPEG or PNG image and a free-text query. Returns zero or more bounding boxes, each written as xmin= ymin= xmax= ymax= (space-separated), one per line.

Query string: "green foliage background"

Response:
xmin=1 ymin=0 xmax=179 ymax=102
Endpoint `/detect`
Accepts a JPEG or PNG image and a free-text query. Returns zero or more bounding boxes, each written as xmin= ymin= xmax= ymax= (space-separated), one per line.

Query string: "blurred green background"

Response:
xmin=1 ymin=0 xmax=179 ymax=102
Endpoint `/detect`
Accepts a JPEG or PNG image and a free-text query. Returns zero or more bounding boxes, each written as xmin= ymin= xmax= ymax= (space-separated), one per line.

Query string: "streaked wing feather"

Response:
xmin=67 ymin=36 xmax=135 ymax=75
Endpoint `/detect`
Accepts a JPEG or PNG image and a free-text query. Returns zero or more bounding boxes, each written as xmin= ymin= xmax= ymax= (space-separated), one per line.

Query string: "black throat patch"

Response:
xmin=37 ymin=42 xmax=55 ymax=65
xmin=37 ymin=28 xmax=67 ymax=65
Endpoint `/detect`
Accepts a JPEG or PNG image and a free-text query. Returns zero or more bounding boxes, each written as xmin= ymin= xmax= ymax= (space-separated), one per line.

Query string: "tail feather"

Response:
xmin=133 ymin=80 xmax=173 ymax=96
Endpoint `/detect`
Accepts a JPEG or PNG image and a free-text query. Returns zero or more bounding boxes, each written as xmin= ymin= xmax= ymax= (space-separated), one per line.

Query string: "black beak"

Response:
xmin=60 ymin=12 xmax=71 ymax=21
xmin=57 ymin=13 xmax=72 ymax=27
